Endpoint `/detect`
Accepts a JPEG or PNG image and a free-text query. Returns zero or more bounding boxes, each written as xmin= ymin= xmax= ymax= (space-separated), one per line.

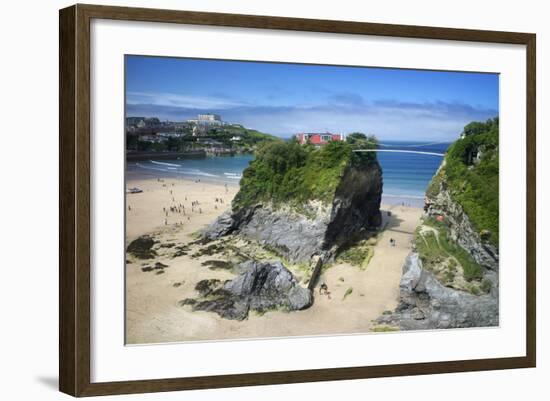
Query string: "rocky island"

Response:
xmin=187 ymin=137 xmax=384 ymax=318
xmin=205 ymin=138 xmax=382 ymax=263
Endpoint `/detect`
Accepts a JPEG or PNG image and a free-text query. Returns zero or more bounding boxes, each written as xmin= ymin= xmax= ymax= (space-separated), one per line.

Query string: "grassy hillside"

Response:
xmin=211 ymin=125 xmax=281 ymax=149
xmin=233 ymin=135 xmax=378 ymax=210
xmin=129 ymin=124 xmax=280 ymax=153
xmin=427 ymin=118 xmax=499 ymax=246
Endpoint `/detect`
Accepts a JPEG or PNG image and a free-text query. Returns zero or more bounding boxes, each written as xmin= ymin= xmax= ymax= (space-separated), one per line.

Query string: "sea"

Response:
xmin=126 ymin=141 xmax=451 ymax=208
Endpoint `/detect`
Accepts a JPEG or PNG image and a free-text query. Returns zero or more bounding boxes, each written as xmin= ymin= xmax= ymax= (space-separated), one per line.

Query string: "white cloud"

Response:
xmin=126 ymin=94 xmax=497 ymax=141
xmin=126 ymin=92 xmax=248 ymax=110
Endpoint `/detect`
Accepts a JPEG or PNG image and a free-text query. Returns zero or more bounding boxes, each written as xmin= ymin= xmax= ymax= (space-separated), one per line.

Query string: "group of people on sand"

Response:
xmin=164 ymin=204 xmax=187 ymax=215
xmin=129 ymin=177 xmax=232 ymax=229
xmin=159 ymin=182 xmax=232 ymax=226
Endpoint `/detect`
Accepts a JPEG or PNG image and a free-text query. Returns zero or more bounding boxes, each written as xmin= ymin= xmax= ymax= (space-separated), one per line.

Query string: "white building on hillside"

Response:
xmin=187 ymin=113 xmax=226 ymax=126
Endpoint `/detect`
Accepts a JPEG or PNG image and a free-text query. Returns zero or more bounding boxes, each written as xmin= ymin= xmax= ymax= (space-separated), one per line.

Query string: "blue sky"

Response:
xmin=126 ymin=55 xmax=499 ymax=141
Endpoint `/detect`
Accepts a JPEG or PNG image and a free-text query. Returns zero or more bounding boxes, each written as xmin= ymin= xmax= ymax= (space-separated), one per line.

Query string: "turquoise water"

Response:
xmin=376 ymin=141 xmax=450 ymax=205
xmin=126 ymin=141 xmax=450 ymax=206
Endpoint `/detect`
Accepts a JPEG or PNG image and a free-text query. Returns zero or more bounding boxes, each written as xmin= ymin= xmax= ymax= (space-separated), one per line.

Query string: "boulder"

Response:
xmin=183 ymin=260 xmax=312 ymax=320
xmin=126 ymin=235 xmax=157 ymax=259
xmin=378 ymin=253 xmax=499 ymax=330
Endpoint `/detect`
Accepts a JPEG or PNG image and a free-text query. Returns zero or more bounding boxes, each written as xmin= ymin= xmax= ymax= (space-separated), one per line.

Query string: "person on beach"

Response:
xmin=320 ymin=282 xmax=329 ymax=294
xmin=319 ymin=283 xmax=332 ymax=299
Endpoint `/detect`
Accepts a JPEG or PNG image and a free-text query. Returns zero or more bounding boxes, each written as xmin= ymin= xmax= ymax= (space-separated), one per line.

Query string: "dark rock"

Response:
xmin=127 ymin=235 xmax=157 ymax=259
xmin=172 ymin=245 xmax=189 ymax=258
xmin=191 ymin=243 xmax=224 ymax=258
xmin=201 ymin=260 xmax=233 ymax=270
xmin=178 ymin=298 xmax=196 ymax=307
xmin=189 ymin=260 xmax=312 ymax=320
xmin=202 ymin=211 xmax=236 ymax=239
xmin=325 ymin=163 xmax=382 ymax=246
xmin=378 ymin=253 xmax=498 ymax=330
xmin=194 ymin=279 xmax=222 ymax=297
xmin=141 ymin=262 xmax=169 ymax=273
xmin=194 ymin=298 xmax=250 ymax=321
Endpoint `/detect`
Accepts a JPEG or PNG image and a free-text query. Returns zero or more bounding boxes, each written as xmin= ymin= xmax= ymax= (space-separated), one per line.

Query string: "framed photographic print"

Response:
xmin=59 ymin=4 xmax=536 ymax=397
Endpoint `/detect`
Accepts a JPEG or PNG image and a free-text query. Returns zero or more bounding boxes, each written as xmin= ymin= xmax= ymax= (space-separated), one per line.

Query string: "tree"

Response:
xmin=346 ymin=132 xmax=378 ymax=149
xmin=346 ymin=132 xmax=379 ymax=165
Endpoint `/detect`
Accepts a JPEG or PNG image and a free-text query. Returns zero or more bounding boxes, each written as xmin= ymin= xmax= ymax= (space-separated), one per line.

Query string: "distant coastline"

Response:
xmin=126 ymin=150 xmax=206 ymax=161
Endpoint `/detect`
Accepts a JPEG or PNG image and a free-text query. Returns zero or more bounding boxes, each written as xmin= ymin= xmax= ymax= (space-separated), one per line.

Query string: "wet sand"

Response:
xmin=125 ymin=177 xmax=423 ymax=344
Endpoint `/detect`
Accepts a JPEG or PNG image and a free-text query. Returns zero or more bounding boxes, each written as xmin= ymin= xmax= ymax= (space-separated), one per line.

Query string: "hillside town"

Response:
xmin=126 ymin=113 xmax=347 ymax=158
xmin=126 ymin=113 xmax=277 ymax=158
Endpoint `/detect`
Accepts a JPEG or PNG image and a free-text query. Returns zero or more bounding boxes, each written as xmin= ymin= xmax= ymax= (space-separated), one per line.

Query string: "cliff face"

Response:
xmin=325 ymin=163 xmax=382 ymax=247
xmin=425 ymin=164 xmax=499 ymax=271
xmin=204 ymin=146 xmax=383 ymax=264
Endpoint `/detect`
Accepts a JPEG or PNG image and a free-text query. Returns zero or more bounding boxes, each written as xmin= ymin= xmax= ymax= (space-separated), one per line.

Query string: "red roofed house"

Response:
xmin=296 ymin=132 xmax=344 ymax=146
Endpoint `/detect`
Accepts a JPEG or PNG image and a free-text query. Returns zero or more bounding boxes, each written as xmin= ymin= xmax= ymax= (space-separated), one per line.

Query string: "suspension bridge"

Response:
xmin=353 ymin=149 xmax=445 ymax=157
xmin=377 ymin=141 xmax=450 ymax=148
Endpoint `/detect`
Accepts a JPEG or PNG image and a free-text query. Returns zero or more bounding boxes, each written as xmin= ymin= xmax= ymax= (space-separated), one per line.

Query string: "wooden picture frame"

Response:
xmin=59 ymin=3 xmax=536 ymax=397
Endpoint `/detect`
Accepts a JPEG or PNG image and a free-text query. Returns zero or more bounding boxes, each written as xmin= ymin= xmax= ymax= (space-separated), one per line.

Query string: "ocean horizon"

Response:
xmin=126 ymin=140 xmax=451 ymax=207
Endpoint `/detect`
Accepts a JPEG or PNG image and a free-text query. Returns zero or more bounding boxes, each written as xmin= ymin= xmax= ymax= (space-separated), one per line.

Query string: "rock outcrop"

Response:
xmin=180 ymin=260 xmax=312 ymax=320
xmin=425 ymin=163 xmax=499 ymax=271
xmin=126 ymin=235 xmax=157 ymax=259
xmin=203 ymin=161 xmax=382 ymax=264
xmin=377 ymin=253 xmax=498 ymax=330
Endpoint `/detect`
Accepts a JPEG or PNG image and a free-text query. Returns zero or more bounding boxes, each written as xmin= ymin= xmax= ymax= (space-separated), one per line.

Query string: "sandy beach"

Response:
xmin=125 ymin=177 xmax=423 ymax=344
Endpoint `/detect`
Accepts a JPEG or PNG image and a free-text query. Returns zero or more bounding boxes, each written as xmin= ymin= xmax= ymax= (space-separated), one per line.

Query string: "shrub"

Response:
xmin=342 ymin=287 xmax=353 ymax=300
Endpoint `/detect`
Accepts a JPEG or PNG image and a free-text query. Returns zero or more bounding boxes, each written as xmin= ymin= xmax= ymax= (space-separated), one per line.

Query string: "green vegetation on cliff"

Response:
xmin=414 ymin=217 xmax=484 ymax=284
xmin=233 ymin=134 xmax=378 ymax=210
xmin=427 ymin=118 xmax=499 ymax=246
